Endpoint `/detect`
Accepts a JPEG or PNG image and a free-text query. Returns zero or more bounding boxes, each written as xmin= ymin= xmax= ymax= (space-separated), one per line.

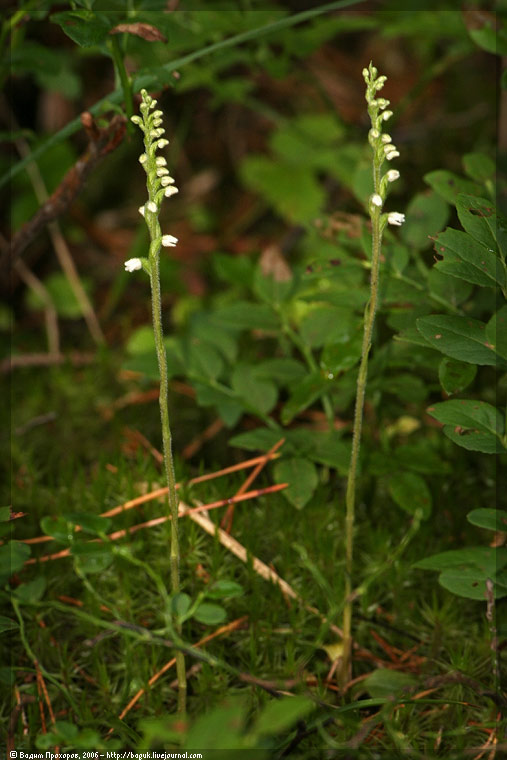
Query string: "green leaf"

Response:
xmin=240 ymin=155 xmax=324 ymax=223
xmin=426 ymin=399 xmax=504 ymax=453
xmin=363 ymin=669 xmax=415 ymax=699
xmin=320 ymin=331 xmax=362 ymax=374
xmin=185 ymin=339 xmax=224 ymax=381
xmin=414 ymin=546 xmax=506 ymax=574
xmin=211 ymin=302 xmax=279 ymax=331
xmin=185 ymin=702 xmax=246 ymax=750
xmin=0 ymin=541 xmax=31 ymax=578
xmin=206 ymin=580 xmax=243 ymax=599
xmin=190 ymin=318 xmax=238 ymax=364
xmin=400 ymin=191 xmax=449 ymax=249
xmin=438 ymin=358 xmax=477 ymax=396
xmin=41 ymin=516 xmax=74 ymax=544
xmin=0 ymin=507 xmax=10 ymax=522
xmin=486 ymin=305 xmax=507 ymax=360
xmin=281 ymin=371 xmax=329 ymax=425
xmin=13 ymin=576 xmax=46 ymax=604
xmin=172 ymin=592 xmax=192 ymax=619
xmin=467 ymin=509 xmax=507 ymax=532
xmin=274 ymin=457 xmax=318 ymax=510
xmin=290 ymin=430 xmax=351 ymax=474
xmin=231 ymin=364 xmax=278 ymax=416
xmin=193 ymin=602 xmax=226 ymax=625
xmin=388 ymin=472 xmax=432 ymax=519
xmin=442 ymin=427 xmax=506 ymax=454
xmin=299 ymin=306 xmax=353 ymax=348
xmin=424 ymin=170 xmax=480 ymax=204
xmin=0 ymin=615 xmax=19 ymax=634
xmin=255 ymin=696 xmax=315 ymax=736
xmin=63 ymin=513 xmax=111 ymax=536
xmin=468 ymin=21 xmax=507 ymax=56
xmin=439 ymin=568 xmax=507 ymax=600
xmin=25 ymin=272 xmax=93 ymax=318
xmin=433 ymin=227 xmax=502 ymax=289
xmin=230 ymin=428 xmax=284 ymax=452
xmin=126 ymin=326 xmax=154 ymax=354
xmin=427 ymin=269 xmax=473 ymax=307
xmin=71 ymin=542 xmax=113 ymax=574
xmin=50 ymin=10 xmax=112 ymax=47
xmin=256 ymin=358 xmax=306 ymax=386
xmin=416 ymin=315 xmax=498 ymax=365
xmin=213 ymin=252 xmax=254 ymax=287
xmin=456 ymin=194 xmax=499 ymax=253
xmin=462 ymin=153 xmax=495 ymax=183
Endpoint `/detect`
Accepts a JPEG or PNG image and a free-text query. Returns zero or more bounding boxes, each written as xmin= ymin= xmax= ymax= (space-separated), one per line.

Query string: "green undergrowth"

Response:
xmin=3 ymin=360 xmax=503 ymax=756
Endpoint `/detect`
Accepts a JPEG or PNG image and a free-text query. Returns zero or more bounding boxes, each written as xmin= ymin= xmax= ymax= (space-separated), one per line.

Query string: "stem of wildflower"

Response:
xmin=340 ymin=154 xmax=383 ymax=687
xmin=148 ymin=247 xmax=187 ymax=715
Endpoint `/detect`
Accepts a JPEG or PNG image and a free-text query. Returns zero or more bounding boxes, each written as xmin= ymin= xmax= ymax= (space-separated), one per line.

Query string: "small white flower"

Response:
xmin=385 ymin=150 xmax=400 ymax=161
xmin=160 ymin=176 xmax=175 ymax=186
xmin=384 ymin=143 xmax=397 ymax=155
xmin=131 ymin=115 xmax=142 ymax=125
xmin=387 ymin=212 xmax=405 ymax=226
xmin=382 ymin=111 xmax=393 ymax=121
xmin=164 ymin=186 xmax=179 ymax=198
xmin=146 ymin=201 xmax=157 ymax=213
xmin=157 ymin=139 xmax=169 ymax=148
xmin=386 ymin=169 xmax=400 ymax=182
xmin=139 ymin=154 xmax=148 ymax=164
xmin=369 ymin=128 xmax=380 ymax=140
xmin=381 ymin=134 xmax=392 ymax=144
xmin=156 ymin=157 xmax=167 ymax=167
xmin=371 ymin=194 xmax=383 ymax=207
xmin=161 ymin=235 xmax=178 ymax=247
xmin=153 ymin=110 xmax=163 ymax=118
xmin=138 ymin=205 xmax=146 ymax=217
xmin=377 ymin=98 xmax=390 ymax=109
xmin=152 ymin=118 xmax=162 ymax=127
xmin=125 ymin=258 xmax=143 ymax=272
xmin=157 ymin=167 xmax=169 ymax=177
xmin=362 ymin=67 xmax=369 ymax=79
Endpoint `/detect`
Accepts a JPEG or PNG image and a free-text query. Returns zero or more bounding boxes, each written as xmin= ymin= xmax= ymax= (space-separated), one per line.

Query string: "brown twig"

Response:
xmin=1 ymin=351 xmax=96 ymax=373
xmin=11 ymin=113 xmax=126 ymax=261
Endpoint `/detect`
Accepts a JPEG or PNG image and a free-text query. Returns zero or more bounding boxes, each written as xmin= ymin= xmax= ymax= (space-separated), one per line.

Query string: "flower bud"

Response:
xmin=139 ymin=154 xmax=148 ymax=164
xmin=164 ymin=186 xmax=179 ymax=198
xmin=387 ymin=212 xmax=405 ymax=226
xmin=146 ymin=201 xmax=157 ymax=213
xmin=371 ymin=194 xmax=383 ymax=207
xmin=125 ymin=258 xmax=143 ymax=272
xmin=386 ymin=169 xmax=400 ymax=182
xmin=382 ymin=111 xmax=393 ymax=121
xmin=161 ymin=235 xmax=178 ymax=247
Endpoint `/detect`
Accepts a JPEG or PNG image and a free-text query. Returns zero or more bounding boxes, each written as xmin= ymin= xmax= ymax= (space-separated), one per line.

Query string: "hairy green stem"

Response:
xmin=340 ymin=151 xmax=384 ymax=686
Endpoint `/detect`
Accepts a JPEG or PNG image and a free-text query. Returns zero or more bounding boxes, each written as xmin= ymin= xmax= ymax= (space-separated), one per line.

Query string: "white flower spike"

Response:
xmin=125 ymin=258 xmax=143 ymax=272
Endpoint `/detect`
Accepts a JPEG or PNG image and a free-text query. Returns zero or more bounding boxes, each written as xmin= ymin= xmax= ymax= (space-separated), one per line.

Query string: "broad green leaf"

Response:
xmin=299 ymin=306 xmax=353 ymax=348
xmin=190 ymin=319 xmax=238 ymax=364
xmin=230 ymin=427 xmax=284 ymax=452
xmin=256 ymin=358 xmax=306 ymax=385
xmin=253 ymin=266 xmax=294 ymax=305
xmin=442 ymin=427 xmax=506 ymax=454
xmin=467 ymin=509 xmax=507 ymax=532
xmin=414 ymin=546 xmax=507 ymax=574
xmin=274 ymin=457 xmax=318 ymax=509
xmin=216 ymin=401 xmax=243 ymax=428
xmin=211 ymin=302 xmax=279 ymax=331
xmin=0 ymin=541 xmax=31 ymax=578
xmin=185 ymin=339 xmax=224 ymax=381
xmin=172 ymin=593 xmax=191 ymax=619
xmin=206 ymin=580 xmax=243 ymax=599
xmin=71 ymin=542 xmax=113 ymax=574
xmin=240 ymin=155 xmax=324 ymax=223
xmin=426 ymin=400 xmax=504 ymax=438
xmin=25 ymin=272 xmax=92 ymax=318
xmin=388 ymin=472 xmax=432 ymax=519
xmin=363 ymin=669 xmax=415 ymax=699
xmin=438 ymin=358 xmax=477 ymax=396
xmin=281 ymin=371 xmax=329 ymax=425
xmin=469 ymin=21 xmax=507 ymax=56
xmin=255 ymin=696 xmax=315 ymax=736
xmin=0 ymin=507 xmax=10 ymax=522
xmin=213 ymin=252 xmax=253 ymax=287
xmin=13 ymin=576 xmax=46 ymax=604
xmin=41 ymin=516 xmax=73 ymax=544
xmin=50 ymin=10 xmax=112 ymax=47
xmin=285 ymin=429 xmax=350 ymax=473
xmin=427 ymin=269 xmax=473 ymax=307
xmin=433 ymin=227 xmax=501 ymax=289
xmin=126 ymin=326 xmax=154 ymax=354
xmin=416 ymin=315 xmax=498 ymax=365
xmin=400 ymin=191 xmax=449 ymax=249
xmin=193 ymin=602 xmax=226 ymax=625
xmin=424 ymin=170 xmax=480 ymax=204
xmin=63 ymin=513 xmax=111 ymax=536
xmin=439 ymin=568 xmax=507 ymax=600
xmin=0 ymin=616 xmax=18 ymax=634
xmin=185 ymin=702 xmax=246 ymax=751
xmin=463 ymin=153 xmax=495 ymax=183
xmin=384 ymin=374 xmax=428 ymax=404
xmin=231 ymin=364 xmax=278 ymax=416
xmin=320 ymin=331 xmax=362 ymax=375
xmin=456 ymin=194 xmax=498 ymax=253
xmin=486 ymin=305 xmax=507 ymax=360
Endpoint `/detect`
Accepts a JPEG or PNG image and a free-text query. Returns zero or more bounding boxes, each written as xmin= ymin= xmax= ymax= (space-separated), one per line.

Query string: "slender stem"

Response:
xmin=340 ymin=150 xmax=384 ymax=686
xmin=109 ymin=35 xmax=134 ymax=131
xmin=149 ymin=251 xmax=187 ymax=715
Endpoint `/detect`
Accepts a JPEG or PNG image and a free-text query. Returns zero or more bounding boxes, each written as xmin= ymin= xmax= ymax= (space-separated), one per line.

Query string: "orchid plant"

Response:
xmin=126 ymin=89 xmax=186 ymax=714
xmin=340 ymin=63 xmax=405 ymax=684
